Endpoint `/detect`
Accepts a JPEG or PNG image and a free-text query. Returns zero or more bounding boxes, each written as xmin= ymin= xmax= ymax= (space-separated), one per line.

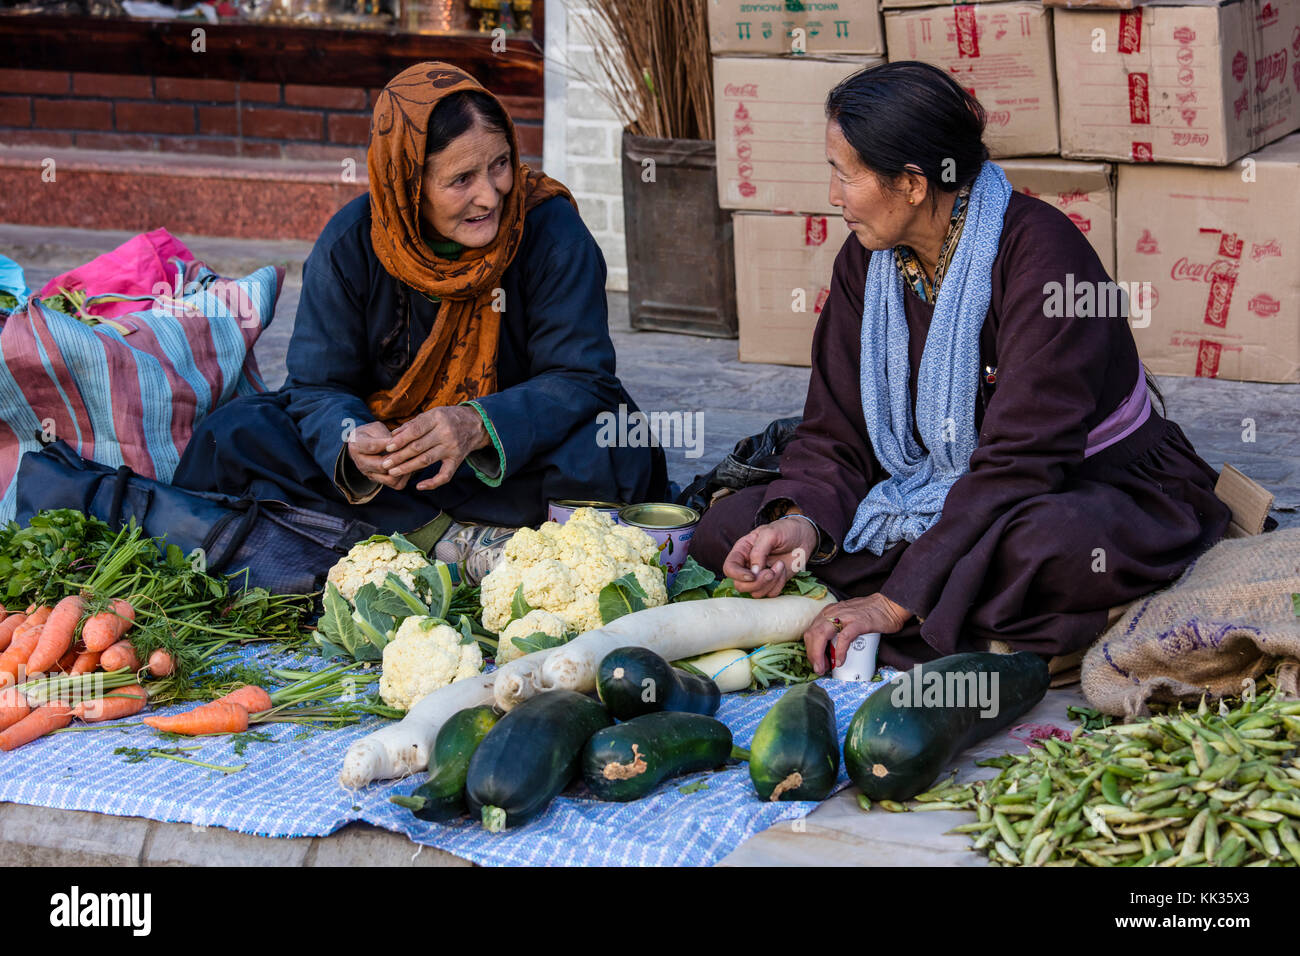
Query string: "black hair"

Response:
xmin=825 ymin=61 xmax=989 ymax=199
xmin=426 ymin=89 xmax=511 ymax=157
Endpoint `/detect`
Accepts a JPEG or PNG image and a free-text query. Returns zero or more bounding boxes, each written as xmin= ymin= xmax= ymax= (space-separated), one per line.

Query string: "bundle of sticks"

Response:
xmin=575 ymin=0 xmax=713 ymax=140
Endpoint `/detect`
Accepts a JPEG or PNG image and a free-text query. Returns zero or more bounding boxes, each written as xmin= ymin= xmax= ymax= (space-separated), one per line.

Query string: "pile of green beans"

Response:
xmin=896 ymin=685 xmax=1300 ymax=866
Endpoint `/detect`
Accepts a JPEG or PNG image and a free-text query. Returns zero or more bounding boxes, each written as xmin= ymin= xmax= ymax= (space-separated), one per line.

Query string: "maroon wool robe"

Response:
xmin=692 ymin=192 xmax=1231 ymax=669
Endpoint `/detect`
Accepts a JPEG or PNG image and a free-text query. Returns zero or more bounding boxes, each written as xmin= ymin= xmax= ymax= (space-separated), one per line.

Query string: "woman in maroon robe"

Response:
xmin=691 ymin=62 xmax=1230 ymax=674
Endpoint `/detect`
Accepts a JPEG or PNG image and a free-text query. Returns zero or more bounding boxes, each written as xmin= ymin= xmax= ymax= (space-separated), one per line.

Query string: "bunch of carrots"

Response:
xmin=0 ymin=593 xmax=222 ymax=750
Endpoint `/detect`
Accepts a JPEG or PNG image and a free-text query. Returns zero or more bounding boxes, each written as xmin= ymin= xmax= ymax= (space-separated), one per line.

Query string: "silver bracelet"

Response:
xmin=776 ymin=512 xmax=834 ymax=564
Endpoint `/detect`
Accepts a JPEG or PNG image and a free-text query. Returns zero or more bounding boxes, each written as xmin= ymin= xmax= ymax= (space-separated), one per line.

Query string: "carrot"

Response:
xmin=99 ymin=639 xmax=140 ymax=673
xmin=0 ymin=687 xmax=31 ymax=732
xmin=0 ymin=703 xmax=73 ymax=751
xmin=70 ymin=650 xmax=101 ymax=675
xmin=54 ymin=648 xmax=80 ymax=673
xmin=72 ymin=684 xmax=148 ymax=723
xmin=26 ymin=595 xmax=87 ymax=675
xmin=0 ymin=622 xmax=47 ymax=685
xmin=0 ymin=614 xmax=27 ymax=653
xmin=216 ymin=685 xmax=273 ymax=714
xmin=0 ymin=605 xmax=6 ymax=624
xmin=143 ymin=700 xmax=249 ymax=736
xmin=146 ymin=649 xmax=176 ymax=678
xmin=81 ymin=599 xmax=136 ymax=653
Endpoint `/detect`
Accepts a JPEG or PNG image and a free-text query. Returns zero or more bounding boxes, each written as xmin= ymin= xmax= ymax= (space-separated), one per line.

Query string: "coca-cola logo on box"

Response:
xmin=1293 ymin=25 xmax=1300 ymax=56
xmin=1196 ymin=339 xmax=1222 ymax=378
xmin=1171 ymin=257 xmax=1237 ymax=282
xmin=1219 ymin=232 xmax=1244 ymax=259
xmin=805 ymin=217 xmax=828 ymax=247
xmin=1233 ymin=51 xmax=1249 ymax=83
xmin=813 ymin=288 xmax=831 ymax=314
xmin=1249 ymin=294 xmax=1282 ymax=317
xmin=1136 ymin=229 xmax=1160 ymax=255
xmin=1173 ymin=132 xmax=1211 ymax=147
xmin=1058 ymin=189 xmax=1088 ymax=208
xmin=724 ymin=84 xmax=758 ymax=98
xmin=1173 ymin=26 xmax=1196 ymax=45
xmin=1067 ymin=212 xmax=1092 ymax=234
xmin=1119 ymin=10 xmax=1142 ymax=55
xmin=987 ymin=111 xmax=1012 ymax=128
xmin=1259 ymin=2 xmax=1279 ymax=28
xmin=1203 ymin=272 xmax=1237 ymax=328
xmin=1133 ymin=142 xmax=1155 ymax=162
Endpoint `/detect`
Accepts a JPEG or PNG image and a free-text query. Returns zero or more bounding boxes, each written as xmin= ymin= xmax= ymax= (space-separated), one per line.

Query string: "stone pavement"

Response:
xmin=0 ymin=224 xmax=1297 ymax=867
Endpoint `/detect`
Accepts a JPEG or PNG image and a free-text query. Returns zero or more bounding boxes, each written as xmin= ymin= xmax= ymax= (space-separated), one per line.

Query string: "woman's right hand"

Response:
xmin=721 ymin=516 xmax=819 ymax=598
xmin=347 ymin=421 xmax=411 ymax=491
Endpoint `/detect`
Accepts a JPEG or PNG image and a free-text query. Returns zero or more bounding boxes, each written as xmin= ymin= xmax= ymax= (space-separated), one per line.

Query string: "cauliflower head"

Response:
xmin=496 ymin=609 xmax=570 ymax=665
xmin=379 ymin=616 xmax=483 ymax=711
xmin=479 ymin=512 xmax=668 ymax=639
xmin=327 ymin=539 xmax=430 ymax=603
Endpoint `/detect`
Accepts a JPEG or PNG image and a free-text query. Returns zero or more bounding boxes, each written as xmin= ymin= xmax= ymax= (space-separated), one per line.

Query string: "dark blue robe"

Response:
xmin=173 ymin=194 xmax=666 ymax=532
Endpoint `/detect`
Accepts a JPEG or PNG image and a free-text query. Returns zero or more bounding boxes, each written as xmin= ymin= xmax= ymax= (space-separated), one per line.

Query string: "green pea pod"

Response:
xmin=1101 ymin=771 xmax=1124 ymax=806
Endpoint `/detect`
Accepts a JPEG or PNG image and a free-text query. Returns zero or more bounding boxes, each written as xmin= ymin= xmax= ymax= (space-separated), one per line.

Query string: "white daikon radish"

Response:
xmin=678 ymin=648 xmax=755 ymax=693
xmin=539 ymin=594 xmax=835 ymax=698
xmin=492 ymin=646 xmax=563 ymax=711
xmin=339 ymin=671 xmax=496 ymax=789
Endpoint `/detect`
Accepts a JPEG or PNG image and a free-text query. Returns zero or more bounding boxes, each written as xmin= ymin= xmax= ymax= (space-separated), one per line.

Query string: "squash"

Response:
xmin=391 ymin=705 xmax=499 ymax=822
xmin=466 ymin=690 xmax=612 ymax=832
xmin=749 ymin=682 xmax=839 ymax=802
xmin=596 ymin=646 xmax=720 ymax=720
xmin=845 ymin=651 xmax=1051 ymax=802
xmin=582 ymin=711 xmax=734 ymax=801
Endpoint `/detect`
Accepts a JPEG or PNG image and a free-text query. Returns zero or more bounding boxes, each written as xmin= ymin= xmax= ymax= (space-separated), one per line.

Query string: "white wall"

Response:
xmin=544 ymin=0 xmax=628 ymax=291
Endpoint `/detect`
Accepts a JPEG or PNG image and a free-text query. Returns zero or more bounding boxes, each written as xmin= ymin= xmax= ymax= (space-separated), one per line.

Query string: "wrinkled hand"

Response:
xmin=347 ymin=421 xmax=411 ymax=491
xmin=721 ymin=517 xmax=819 ymax=599
xmin=380 ymin=405 xmax=489 ymax=492
xmin=804 ymin=594 xmax=911 ymax=675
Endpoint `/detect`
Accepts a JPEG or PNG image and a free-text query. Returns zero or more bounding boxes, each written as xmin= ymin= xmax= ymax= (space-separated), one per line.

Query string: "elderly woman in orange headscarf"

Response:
xmin=174 ymin=63 xmax=666 ymax=582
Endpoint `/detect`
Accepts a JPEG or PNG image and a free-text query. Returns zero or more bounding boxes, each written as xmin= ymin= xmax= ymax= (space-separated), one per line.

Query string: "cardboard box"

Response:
xmin=999 ymin=158 xmax=1117 ymax=276
xmin=1043 ymin=0 xmax=1223 ymax=8
xmin=884 ymin=3 xmax=1060 ymax=157
xmin=1116 ymin=132 xmax=1300 ymax=384
xmin=734 ymin=211 xmax=852 ymax=365
xmin=883 ymin=0 xmax=1016 ymax=7
xmin=714 ymin=54 xmax=884 ymax=215
xmin=707 ymin=0 xmax=884 ymax=55
xmin=1054 ymin=1 xmax=1300 ymax=166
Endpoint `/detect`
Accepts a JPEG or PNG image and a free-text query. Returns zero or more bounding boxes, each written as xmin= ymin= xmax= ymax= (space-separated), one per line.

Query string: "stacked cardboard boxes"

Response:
xmin=706 ymin=0 xmax=1299 ymax=379
xmin=1048 ymin=0 xmax=1300 ymax=382
xmin=708 ymin=0 xmax=886 ymax=365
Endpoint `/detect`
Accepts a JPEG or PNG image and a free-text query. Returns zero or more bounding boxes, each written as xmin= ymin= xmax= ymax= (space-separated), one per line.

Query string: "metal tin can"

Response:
xmin=547 ymin=499 xmax=625 ymax=525
xmin=617 ymin=503 xmax=700 ymax=586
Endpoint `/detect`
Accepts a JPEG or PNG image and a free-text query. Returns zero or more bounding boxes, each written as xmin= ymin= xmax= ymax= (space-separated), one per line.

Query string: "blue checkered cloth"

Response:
xmin=0 ymin=650 xmax=894 ymax=867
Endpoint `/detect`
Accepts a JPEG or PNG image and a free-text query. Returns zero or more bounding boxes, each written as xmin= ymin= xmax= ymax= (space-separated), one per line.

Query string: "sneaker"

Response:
xmin=434 ymin=521 xmax=517 ymax=585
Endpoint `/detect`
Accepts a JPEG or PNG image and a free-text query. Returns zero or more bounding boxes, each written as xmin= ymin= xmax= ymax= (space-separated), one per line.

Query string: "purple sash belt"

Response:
xmin=1084 ymin=362 xmax=1152 ymax=459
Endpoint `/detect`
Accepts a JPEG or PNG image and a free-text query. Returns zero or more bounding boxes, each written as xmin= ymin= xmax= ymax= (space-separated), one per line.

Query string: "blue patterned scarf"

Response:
xmin=843 ymin=161 xmax=1012 ymax=556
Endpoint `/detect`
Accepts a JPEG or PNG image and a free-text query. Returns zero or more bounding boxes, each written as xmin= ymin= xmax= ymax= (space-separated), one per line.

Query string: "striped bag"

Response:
xmin=0 ymin=258 xmax=281 ymax=522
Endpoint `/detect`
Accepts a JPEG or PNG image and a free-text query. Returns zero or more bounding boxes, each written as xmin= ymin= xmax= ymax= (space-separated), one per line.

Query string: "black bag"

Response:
xmin=13 ymin=441 xmax=376 ymax=595
xmin=676 ymin=416 xmax=802 ymax=516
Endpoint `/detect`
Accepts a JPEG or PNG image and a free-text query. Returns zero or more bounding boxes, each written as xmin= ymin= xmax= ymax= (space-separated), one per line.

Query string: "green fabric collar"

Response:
xmin=425 ymin=237 xmax=464 ymax=258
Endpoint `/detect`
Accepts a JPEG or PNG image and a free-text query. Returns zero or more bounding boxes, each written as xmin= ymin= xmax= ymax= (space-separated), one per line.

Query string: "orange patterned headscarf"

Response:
xmin=366 ymin=62 xmax=576 ymax=425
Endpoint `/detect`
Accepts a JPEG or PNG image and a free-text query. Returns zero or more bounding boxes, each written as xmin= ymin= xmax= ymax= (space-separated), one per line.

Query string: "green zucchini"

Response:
xmin=749 ymin=682 xmax=839 ymax=802
xmin=582 ymin=711 xmax=734 ymax=801
xmin=390 ymin=705 xmax=500 ymax=822
xmin=596 ymin=646 xmax=720 ymax=720
xmin=466 ymin=690 xmax=612 ymax=832
xmin=845 ymin=651 xmax=1051 ymax=802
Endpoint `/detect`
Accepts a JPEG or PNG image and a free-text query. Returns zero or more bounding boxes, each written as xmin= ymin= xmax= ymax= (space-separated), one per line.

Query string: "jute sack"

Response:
xmin=1081 ymin=528 xmax=1300 ymax=717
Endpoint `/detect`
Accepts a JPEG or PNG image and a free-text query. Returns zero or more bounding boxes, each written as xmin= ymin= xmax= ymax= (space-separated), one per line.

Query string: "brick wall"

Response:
xmin=550 ymin=2 xmax=628 ymax=291
xmin=0 ymin=68 xmax=544 ymax=165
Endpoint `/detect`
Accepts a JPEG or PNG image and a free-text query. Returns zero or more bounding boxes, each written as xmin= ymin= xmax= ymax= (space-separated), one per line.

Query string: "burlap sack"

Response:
xmin=1081 ymin=528 xmax=1300 ymax=716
